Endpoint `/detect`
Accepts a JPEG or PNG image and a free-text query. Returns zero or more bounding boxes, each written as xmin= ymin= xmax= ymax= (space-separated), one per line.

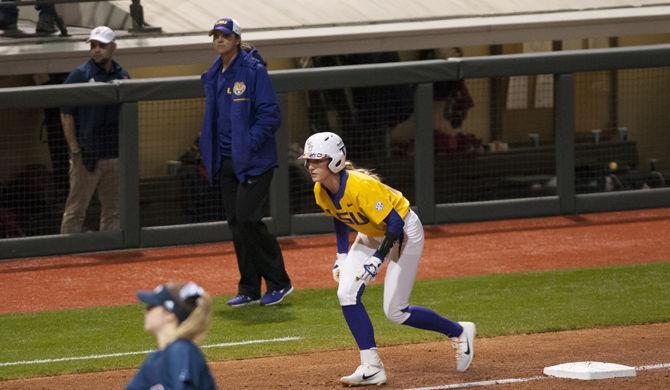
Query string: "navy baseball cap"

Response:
xmin=137 ymin=282 xmax=204 ymax=322
xmin=208 ymin=17 xmax=241 ymax=36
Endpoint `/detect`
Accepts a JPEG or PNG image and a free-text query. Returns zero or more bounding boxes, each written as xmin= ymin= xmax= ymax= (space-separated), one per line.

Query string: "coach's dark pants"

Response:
xmin=219 ymin=158 xmax=291 ymax=299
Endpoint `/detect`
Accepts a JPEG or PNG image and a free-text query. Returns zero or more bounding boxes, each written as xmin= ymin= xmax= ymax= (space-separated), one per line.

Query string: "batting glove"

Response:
xmin=356 ymin=256 xmax=383 ymax=285
xmin=332 ymin=253 xmax=347 ymax=283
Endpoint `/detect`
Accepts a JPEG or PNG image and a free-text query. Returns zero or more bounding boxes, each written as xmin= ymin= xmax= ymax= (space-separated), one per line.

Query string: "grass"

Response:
xmin=1 ymin=261 xmax=669 ymax=380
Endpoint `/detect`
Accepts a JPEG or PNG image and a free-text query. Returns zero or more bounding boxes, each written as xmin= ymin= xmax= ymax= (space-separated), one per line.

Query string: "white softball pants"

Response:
xmin=337 ymin=209 xmax=424 ymax=324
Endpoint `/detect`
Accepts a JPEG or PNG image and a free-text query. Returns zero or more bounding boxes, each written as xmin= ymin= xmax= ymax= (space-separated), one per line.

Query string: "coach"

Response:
xmin=199 ymin=17 xmax=293 ymax=307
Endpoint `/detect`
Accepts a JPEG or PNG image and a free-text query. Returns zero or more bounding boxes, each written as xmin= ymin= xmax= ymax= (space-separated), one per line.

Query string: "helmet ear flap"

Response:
xmin=328 ymin=154 xmax=345 ymax=173
xmin=301 ymin=131 xmax=346 ymax=172
xmin=327 ymin=139 xmax=346 ymax=173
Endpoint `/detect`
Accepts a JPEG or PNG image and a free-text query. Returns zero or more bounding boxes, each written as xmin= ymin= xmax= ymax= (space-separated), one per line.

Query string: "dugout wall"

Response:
xmin=1 ymin=44 xmax=669 ymax=259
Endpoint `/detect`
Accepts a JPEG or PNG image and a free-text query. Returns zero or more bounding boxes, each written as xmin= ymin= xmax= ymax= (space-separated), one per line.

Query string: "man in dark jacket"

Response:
xmin=60 ymin=26 xmax=129 ymax=234
xmin=200 ymin=17 xmax=293 ymax=307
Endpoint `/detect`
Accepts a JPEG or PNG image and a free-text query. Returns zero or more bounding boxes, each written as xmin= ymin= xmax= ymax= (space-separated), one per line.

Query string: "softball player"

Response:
xmin=299 ymin=132 xmax=476 ymax=386
xmin=127 ymin=282 xmax=217 ymax=390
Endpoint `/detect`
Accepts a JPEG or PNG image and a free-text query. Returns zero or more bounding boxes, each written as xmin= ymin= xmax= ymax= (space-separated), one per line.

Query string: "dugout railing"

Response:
xmin=1 ymin=44 xmax=669 ymax=259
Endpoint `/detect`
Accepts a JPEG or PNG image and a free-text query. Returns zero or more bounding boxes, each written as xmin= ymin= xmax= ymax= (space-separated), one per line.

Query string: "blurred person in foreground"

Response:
xmin=127 ymin=281 xmax=217 ymax=390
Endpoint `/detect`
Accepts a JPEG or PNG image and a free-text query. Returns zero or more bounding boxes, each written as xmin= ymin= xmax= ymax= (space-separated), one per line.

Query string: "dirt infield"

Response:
xmin=1 ymin=208 xmax=669 ymax=388
xmin=2 ymin=208 xmax=670 ymax=314
xmin=2 ymin=323 xmax=668 ymax=389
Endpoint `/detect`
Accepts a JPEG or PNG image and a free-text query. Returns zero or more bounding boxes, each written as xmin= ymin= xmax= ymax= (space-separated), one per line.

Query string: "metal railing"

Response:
xmin=1 ymin=44 xmax=669 ymax=259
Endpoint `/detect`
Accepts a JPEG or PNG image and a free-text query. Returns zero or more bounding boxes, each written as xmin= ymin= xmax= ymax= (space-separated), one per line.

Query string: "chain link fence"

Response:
xmin=1 ymin=45 xmax=669 ymax=257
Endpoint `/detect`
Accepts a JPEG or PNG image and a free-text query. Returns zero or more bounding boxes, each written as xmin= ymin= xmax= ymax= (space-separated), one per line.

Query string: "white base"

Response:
xmin=543 ymin=361 xmax=636 ymax=380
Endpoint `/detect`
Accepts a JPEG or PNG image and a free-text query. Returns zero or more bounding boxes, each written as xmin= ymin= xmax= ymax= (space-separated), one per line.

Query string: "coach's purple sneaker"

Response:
xmin=260 ymin=285 xmax=294 ymax=306
xmin=226 ymin=294 xmax=260 ymax=307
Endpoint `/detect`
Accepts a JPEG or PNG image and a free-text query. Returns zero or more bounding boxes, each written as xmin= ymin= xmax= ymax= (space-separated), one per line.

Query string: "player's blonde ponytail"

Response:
xmin=344 ymin=160 xmax=381 ymax=182
xmin=164 ymin=283 xmax=214 ymax=345
xmin=174 ymin=293 xmax=213 ymax=344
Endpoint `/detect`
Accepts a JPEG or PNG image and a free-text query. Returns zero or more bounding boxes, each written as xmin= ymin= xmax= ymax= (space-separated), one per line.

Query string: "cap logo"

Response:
xmin=210 ymin=18 xmax=241 ymax=35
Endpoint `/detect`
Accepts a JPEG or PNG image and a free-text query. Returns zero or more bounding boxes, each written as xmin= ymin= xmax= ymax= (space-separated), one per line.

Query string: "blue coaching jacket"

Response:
xmin=199 ymin=48 xmax=281 ymax=185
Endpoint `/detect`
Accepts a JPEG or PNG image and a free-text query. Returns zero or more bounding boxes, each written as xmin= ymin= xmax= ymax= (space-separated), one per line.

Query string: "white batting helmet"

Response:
xmin=298 ymin=132 xmax=347 ymax=173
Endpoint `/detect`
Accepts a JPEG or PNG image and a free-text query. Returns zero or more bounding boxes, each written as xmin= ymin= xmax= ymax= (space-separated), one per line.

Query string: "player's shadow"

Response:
xmin=216 ymin=303 xmax=297 ymax=325
xmin=0 ymin=246 xmax=236 ymax=274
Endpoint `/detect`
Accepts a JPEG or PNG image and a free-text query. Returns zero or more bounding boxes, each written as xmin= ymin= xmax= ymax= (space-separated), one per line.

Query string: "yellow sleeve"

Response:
xmin=359 ymin=181 xmax=398 ymax=225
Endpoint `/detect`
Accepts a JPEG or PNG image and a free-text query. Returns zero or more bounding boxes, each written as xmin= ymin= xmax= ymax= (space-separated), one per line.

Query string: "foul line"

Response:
xmin=405 ymin=362 xmax=670 ymax=390
xmin=637 ymin=362 xmax=670 ymax=370
xmin=0 ymin=336 xmax=301 ymax=367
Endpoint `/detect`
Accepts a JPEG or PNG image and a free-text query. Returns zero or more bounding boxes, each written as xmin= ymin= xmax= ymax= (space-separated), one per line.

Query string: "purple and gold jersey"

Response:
xmin=314 ymin=170 xmax=410 ymax=237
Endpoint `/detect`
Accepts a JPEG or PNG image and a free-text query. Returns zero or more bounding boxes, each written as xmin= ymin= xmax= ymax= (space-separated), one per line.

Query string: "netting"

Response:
xmin=433 ymin=76 xmax=556 ymax=203
xmin=137 ymin=98 xmax=220 ymax=227
xmin=286 ymin=84 xmax=416 ymax=214
xmin=1 ymin=65 xmax=668 ymax=239
xmin=574 ymin=67 xmax=670 ymax=193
